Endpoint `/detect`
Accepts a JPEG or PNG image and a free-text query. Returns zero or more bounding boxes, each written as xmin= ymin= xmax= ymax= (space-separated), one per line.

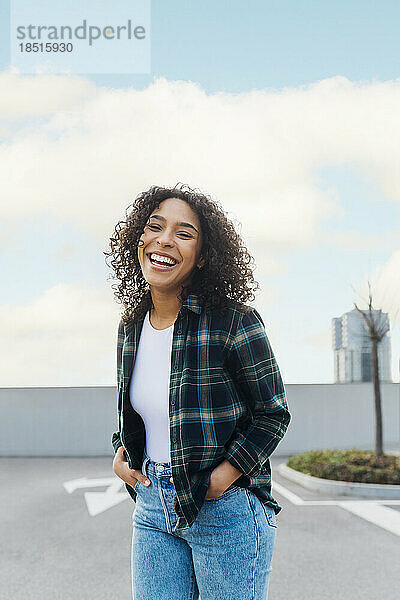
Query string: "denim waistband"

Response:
xmin=141 ymin=450 xmax=172 ymax=478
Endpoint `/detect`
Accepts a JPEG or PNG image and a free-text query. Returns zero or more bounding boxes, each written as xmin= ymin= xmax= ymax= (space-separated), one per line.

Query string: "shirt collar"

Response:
xmin=125 ymin=291 xmax=202 ymax=334
xmin=182 ymin=292 xmax=202 ymax=314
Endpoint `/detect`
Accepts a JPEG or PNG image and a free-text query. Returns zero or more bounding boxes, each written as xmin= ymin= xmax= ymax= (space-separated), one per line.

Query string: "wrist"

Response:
xmin=115 ymin=446 xmax=126 ymax=460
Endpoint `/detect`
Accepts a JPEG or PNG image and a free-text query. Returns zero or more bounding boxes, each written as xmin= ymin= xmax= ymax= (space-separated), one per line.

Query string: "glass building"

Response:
xmin=332 ymin=308 xmax=392 ymax=383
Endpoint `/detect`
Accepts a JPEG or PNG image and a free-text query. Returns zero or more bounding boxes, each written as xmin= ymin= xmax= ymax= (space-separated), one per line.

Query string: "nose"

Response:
xmin=156 ymin=228 xmax=174 ymax=247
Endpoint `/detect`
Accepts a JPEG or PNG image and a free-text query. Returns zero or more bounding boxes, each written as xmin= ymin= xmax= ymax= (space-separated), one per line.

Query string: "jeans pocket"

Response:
xmin=262 ymin=503 xmax=278 ymax=528
xmin=204 ymin=484 xmax=241 ymax=501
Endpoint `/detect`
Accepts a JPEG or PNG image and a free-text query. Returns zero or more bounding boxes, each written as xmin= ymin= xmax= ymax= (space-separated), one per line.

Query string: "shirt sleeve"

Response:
xmin=111 ymin=320 xmax=125 ymax=455
xmin=223 ymin=307 xmax=291 ymax=478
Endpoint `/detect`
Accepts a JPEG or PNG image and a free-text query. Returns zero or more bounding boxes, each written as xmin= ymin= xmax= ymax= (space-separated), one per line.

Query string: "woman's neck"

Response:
xmin=149 ymin=288 xmax=182 ymax=326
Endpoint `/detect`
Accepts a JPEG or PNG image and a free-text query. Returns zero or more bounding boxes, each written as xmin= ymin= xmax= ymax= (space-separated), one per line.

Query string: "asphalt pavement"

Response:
xmin=1 ymin=455 xmax=399 ymax=600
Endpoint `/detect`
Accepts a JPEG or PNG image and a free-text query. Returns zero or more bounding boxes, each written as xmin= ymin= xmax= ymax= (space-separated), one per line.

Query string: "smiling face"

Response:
xmin=137 ymin=197 xmax=204 ymax=294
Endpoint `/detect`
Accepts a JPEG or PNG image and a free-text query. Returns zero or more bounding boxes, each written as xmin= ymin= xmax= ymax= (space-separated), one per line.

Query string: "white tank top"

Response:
xmin=129 ymin=309 xmax=174 ymax=463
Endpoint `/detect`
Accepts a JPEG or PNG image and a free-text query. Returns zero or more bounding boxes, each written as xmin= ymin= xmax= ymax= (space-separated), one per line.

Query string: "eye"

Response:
xmin=146 ymin=224 xmax=160 ymax=230
xmin=177 ymin=232 xmax=192 ymax=238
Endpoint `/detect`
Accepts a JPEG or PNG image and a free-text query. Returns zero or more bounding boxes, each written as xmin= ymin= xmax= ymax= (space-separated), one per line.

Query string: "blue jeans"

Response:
xmin=131 ymin=451 xmax=277 ymax=600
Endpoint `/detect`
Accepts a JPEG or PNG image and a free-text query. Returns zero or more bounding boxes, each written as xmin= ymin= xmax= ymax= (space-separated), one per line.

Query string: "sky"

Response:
xmin=0 ymin=0 xmax=399 ymax=386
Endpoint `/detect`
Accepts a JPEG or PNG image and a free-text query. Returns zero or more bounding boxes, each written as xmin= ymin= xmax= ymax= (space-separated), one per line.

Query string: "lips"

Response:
xmin=146 ymin=253 xmax=179 ymax=271
xmin=147 ymin=252 xmax=178 ymax=264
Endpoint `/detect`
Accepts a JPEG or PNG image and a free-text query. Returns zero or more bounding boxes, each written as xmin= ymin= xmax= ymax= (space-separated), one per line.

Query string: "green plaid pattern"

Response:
xmin=111 ymin=292 xmax=291 ymax=531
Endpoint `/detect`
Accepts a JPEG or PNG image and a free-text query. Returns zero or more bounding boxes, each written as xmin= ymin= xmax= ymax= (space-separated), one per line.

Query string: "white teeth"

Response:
xmin=150 ymin=253 xmax=177 ymax=265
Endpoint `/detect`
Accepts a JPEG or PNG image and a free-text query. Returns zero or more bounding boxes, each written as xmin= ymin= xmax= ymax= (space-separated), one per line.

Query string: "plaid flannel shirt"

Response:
xmin=111 ymin=292 xmax=291 ymax=531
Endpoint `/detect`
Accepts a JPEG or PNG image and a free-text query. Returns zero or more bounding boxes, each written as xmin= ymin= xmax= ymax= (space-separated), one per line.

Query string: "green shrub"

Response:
xmin=286 ymin=449 xmax=400 ymax=484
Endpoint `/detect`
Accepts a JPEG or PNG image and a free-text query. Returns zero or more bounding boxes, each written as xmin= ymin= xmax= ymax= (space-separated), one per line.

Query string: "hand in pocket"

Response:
xmin=113 ymin=446 xmax=151 ymax=489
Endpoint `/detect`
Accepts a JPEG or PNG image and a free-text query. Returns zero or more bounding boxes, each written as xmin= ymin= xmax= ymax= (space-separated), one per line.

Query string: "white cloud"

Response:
xmin=325 ymin=230 xmax=384 ymax=250
xmin=55 ymin=241 xmax=78 ymax=261
xmin=0 ymin=70 xmax=97 ymax=123
xmin=354 ymin=249 xmax=400 ymax=317
xmin=2 ymin=72 xmax=400 ymax=252
xmin=0 ymin=281 xmax=120 ymax=386
xmin=303 ymin=329 xmax=332 ymax=347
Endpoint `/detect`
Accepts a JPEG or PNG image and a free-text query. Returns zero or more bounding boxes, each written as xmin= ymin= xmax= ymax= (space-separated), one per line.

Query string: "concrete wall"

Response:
xmin=1 ymin=383 xmax=399 ymax=457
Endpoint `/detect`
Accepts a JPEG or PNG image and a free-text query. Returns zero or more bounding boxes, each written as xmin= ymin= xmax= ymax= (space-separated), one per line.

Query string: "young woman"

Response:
xmin=105 ymin=183 xmax=291 ymax=600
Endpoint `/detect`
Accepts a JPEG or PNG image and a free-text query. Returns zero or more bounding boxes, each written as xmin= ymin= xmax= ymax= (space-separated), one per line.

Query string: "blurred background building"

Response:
xmin=332 ymin=308 xmax=392 ymax=383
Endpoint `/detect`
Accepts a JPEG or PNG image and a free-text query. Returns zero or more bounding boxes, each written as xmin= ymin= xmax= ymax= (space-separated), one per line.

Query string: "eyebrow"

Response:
xmin=148 ymin=214 xmax=199 ymax=233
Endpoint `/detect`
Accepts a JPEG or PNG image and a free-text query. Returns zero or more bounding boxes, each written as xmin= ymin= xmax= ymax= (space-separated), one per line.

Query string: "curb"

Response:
xmin=277 ymin=462 xmax=400 ymax=499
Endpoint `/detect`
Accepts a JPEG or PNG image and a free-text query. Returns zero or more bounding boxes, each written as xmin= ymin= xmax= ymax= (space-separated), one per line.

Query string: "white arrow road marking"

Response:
xmin=272 ymin=481 xmax=400 ymax=536
xmin=63 ymin=476 xmax=129 ymax=516
xmin=64 ymin=477 xmax=118 ymax=493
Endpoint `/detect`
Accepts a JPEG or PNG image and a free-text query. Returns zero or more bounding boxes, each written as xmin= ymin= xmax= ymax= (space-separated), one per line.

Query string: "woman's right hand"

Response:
xmin=113 ymin=446 xmax=151 ymax=489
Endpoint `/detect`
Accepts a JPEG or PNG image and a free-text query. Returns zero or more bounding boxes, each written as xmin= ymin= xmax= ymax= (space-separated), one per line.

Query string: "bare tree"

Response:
xmin=353 ymin=281 xmax=390 ymax=457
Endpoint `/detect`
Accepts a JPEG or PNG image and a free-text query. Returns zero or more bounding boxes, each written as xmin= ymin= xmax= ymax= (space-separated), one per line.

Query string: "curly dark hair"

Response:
xmin=104 ymin=183 xmax=260 ymax=325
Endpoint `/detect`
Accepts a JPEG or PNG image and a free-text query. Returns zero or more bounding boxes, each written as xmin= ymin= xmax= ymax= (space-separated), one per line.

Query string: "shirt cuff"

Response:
xmin=223 ymin=430 xmax=262 ymax=478
xmin=111 ymin=431 xmax=123 ymax=454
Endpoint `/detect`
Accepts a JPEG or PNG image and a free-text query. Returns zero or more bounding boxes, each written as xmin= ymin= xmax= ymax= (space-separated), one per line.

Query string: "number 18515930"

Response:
xmin=18 ymin=42 xmax=73 ymax=52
